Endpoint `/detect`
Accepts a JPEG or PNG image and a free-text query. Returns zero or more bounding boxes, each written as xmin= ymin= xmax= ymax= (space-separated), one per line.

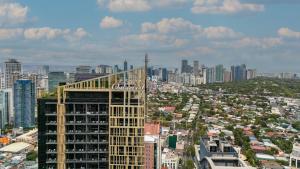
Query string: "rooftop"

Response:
xmin=0 ymin=142 xmax=32 ymax=153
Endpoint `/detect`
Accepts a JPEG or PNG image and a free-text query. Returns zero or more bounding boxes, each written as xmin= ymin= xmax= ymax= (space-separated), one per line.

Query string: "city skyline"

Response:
xmin=0 ymin=0 xmax=300 ymax=72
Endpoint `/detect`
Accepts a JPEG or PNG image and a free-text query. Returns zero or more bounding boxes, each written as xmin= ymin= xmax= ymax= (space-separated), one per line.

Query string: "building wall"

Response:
xmin=14 ymin=80 xmax=35 ymax=128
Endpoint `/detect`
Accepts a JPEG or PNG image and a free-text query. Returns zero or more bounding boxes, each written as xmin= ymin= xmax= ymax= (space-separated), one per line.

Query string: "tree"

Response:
xmin=26 ymin=151 xmax=37 ymax=161
xmin=183 ymin=160 xmax=194 ymax=169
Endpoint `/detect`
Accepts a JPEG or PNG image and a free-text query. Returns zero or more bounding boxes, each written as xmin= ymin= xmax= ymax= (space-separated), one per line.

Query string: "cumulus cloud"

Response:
xmin=97 ymin=0 xmax=189 ymax=12
xmin=191 ymin=0 xmax=264 ymax=14
xmin=0 ymin=2 xmax=28 ymax=25
xmin=0 ymin=28 xmax=23 ymax=40
xmin=100 ymin=16 xmax=123 ymax=29
xmin=141 ymin=17 xmax=240 ymax=39
xmin=141 ymin=18 xmax=201 ymax=34
xmin=0 ymin=27 xmax=88 ymax=41
xmin=278 ymin=27 xmax=300 ymax=38
xmin=108 ymin=0 xmax=150 ymax=12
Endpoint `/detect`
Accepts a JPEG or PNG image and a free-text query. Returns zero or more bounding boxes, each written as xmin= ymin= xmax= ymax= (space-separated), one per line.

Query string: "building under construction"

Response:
xmin=38 ymin=67 xmax=146 ymax=169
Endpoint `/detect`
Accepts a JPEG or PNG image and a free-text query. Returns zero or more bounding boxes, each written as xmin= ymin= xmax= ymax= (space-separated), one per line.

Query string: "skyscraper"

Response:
xmin=181 ymin=60 xmax=188 ymax=73
xmin=96 ymin=65 xmax=113 ymax=74
xmin=3 ymin=59 xmax=22 ymax=89
xmin=14 ymin=80 xmax=35 ymax=128
xmin=38 ymin=68 xmax=146 ymax=169
xmin=76 ymin=65 xmax=91 ymax=74
xmin=48 ymin=72 xmax=66 ymax=93
xmin=40 ymin=65 xmax=50 ymax=76
xmin=124 ymin=60 xmax=128 ymax=71
xmin=0 ymin=89 xmax=13 ymax=129
xmin=193 ymin=61 xmax=199 ymax=76
xmin=215 ymin=64 xmax=224 ymax=83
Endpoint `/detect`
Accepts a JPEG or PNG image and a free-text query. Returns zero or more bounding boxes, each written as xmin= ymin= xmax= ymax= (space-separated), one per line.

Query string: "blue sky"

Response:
xmin=0 ymin=0 xmax=300 ymax=72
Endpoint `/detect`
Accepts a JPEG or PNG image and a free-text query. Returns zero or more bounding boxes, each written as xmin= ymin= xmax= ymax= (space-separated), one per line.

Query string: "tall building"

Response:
xmin=144 ymin=122 xmax=161 ymax=169
xmin=193 ymin=61 xmax=199 ymax=76
xmin=0 ymin=89 xmax=13 ymax=129
xmin=215 ymin=64 xmax=224 ymax=83
xmin=124 ymin=60 xmax=128 ymax=71
xmin=40 ymin=65 xmax=50 ymax=76
xmin=246 ymin=69 xmax=257 ymax=80
xmin=14 ymin=80 xmax=35 ymax=128
xmin=96 ymin=65 xmax=112 ymax=74
xmin=48 ymin=72 xmax=66 ymax=93
xmin=231 ymin=64 xmax=247 ymax=81
xmin=113 ymin=65 xmax=119 ymax=73
xmin=206 ymin=67 xmax=216 ymax=84
xmin=3 ymin=59 xmax=22 ymax=89
xmin=38 ymin=68 xmax=146 ymax=169
xmin=160 ymin=68 xmax=168 ymax=82
xmin=290 ymin=143 xmax=300 ymax=168
xmin=181 ymin=60 xmax=188 ymax=73
xmin=76 ymin=65 xmax=91 ymax=74
xmin=224 ymin=70 xmax=231 ymax=83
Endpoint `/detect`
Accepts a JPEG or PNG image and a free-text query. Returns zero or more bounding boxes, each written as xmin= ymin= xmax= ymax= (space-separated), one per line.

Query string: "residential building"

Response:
xmin=215 ymin=64 xmax=224 ymax=83
xmin=193 ymin=61 xmax=199 ymax=76
xmin=144 ymin=122 xmax=161 ymax=169
xmin=3 ymin=59 xmax=22 ymax=89
xmin=48 ymin=72 xmax=66 ymax=93
xmin=38 ymin=68 xmax=146 ymax=169
xmin=199 ymin=136 xmax=255 ymax=169
xmin=76 ymin=65 xmax=91 ymax=74
xmin=0 ymin=89 xmax=13 ymax=129
xmin=14 ymin=80 xmax=35 ymax=128
xmin=162 ymin=148 xmax=179 ymax=169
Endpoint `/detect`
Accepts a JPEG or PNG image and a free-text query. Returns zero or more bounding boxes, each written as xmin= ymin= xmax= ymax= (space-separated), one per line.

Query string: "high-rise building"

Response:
xmin=247 ymin=69 xmax=257 ymax=80
xmin=130 ymin=65 xmax=133 ymax=70
xmin=124 ymin=60 xmax=128 ymax=71
xmin=144 ymin=122 xmax=161 ymax=169
xmin=231 ymin=64 xmax=247 ymax=81
xmin=48 ymin=72 xmax=66 ymax=93
xmin=224 ymin=70 xmax=231 ymax=82
xmin=96 ymin=65 xmax=112 ymax=74
xmin=206 ymin=67 xmax=215 ymax=84
xmin=193 ymin=61 xmax=199 ymax=76
xmin=181 ymin=60 xmax=188 ymax=73
xmin=14 ymin=80 xmax=35 ymax=128
xmin=76 ymin=65 xmax=91 ymax=74
xmin=3 ymin=59 xmax=22 ymax=89
xmin=40 ymin=65 xmax=50 ymax=76
xmin=38 ymin=68 xmax=146 ymax=169
xmin=0 ymin=89 xmax=13 ymax=129
xmin=160 ymin=68 xmax=168 ymax=82
xmin=215 ymin=64 xmax=224 ymax=83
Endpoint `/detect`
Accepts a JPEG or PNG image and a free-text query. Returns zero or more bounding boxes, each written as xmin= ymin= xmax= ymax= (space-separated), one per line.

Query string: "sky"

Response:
xmin=0 ymin=0 xmax=300 ymax=73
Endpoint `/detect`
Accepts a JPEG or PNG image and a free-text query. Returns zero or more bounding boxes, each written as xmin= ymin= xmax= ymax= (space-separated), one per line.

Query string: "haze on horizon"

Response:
xmin=0 ymin=0 xmax=300 ymax=73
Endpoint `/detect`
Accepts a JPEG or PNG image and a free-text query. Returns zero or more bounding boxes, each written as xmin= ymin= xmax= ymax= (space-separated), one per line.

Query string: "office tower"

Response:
xmin=215 ymin=64 xmax=224 ymax=83
xmin=96 ymin=65 xmax=112 ymax=74
xmin=124 ymin=60 xmax=128 ymax=71
xmin=144 ymin=122 xmax=161 ymax=169
xmin=230 ymin=66 xmax=235 ymax=81
xmin=160 ymin=68 xmax=168 ymax=82
xmin=14 ymin=80 xmax=35 ymax=128
xmin=38 ymin=68 xmax=146 ymax=169
xmin=113 ymin=65 xmax=119 ymax=73
xmin=224 ymin=70 xmax=231 ymax=82
xmin=0 ymin=89 xmax=13 ymax=129
xmin=48 ymin=72 xmax=66 ymax=93
xmin=130 ymin=65 xmax=133 ymax=70
xmin=147 ymin=67 xmax=154 ymax=79
xmin=181 ymin=60 xmax=188 ymax=73
xmin=76 ymin=65 xmax=91 ymax=74
xmin=0 ymin=72 xmax=4 ymax=89
xmin=193 ymin=61 xmax=199 ymax=76
xmin=206 ymin=67 xmax=215 ymax=84
xmin=40 ymin=65 xmax=50 ymax=76
xmin=231 ymin=64 xmax=247 ymax=81
xmin=247 ymin=69 xmax=257 ymax=80
xmin=3 ymin=59 xmax=22 ymax=89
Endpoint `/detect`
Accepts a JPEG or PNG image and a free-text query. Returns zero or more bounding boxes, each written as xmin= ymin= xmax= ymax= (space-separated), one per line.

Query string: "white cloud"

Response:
xmin=0 ymin=28 xmax=23 ymax=40
xmin=100 ymin=16 xmax=123 ymax=29
xmin=24 ymin=27 xmax=70 ymax=40
xmin=141 ymin=18 xmax=201 ymax=34
xmin=203 ymin=26 xmax=240 ymax=39
xmin=0 ymin=2 xmax=28 ymax=25
xmin=278 ymin=27 xmax=300 ymax=38
xmin=108 ymin=0 xmax=151 ymax=12
xmin=174 ymin=38 xmax=189 ymax=47
xmin=215 ymin=37 xmax=282 ymax=48
xmin=191 ymin=0 xmax=264 ymax=14
xmin=97 ymin=0 xmax=189 ymax=12
xmin=0 ymin=27 xmax=88 ymax=41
